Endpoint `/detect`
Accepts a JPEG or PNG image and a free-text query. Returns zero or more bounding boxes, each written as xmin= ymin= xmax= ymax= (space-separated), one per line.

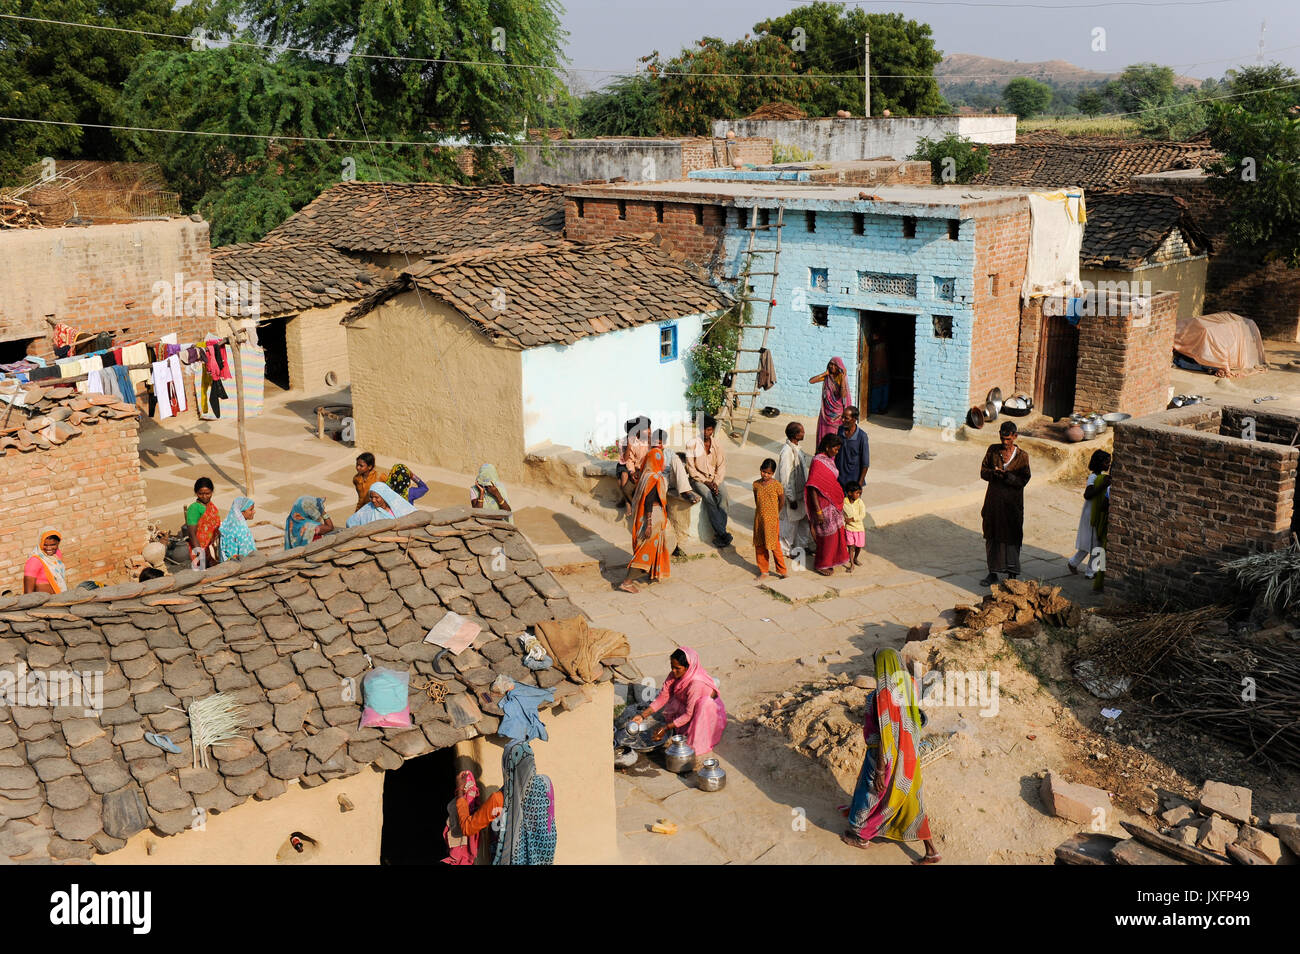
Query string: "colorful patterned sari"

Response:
xmin=219 ymin=497 xmax=258 ymax=562
xmin=629 ymin=447 xmax=670 ymax=581
xmin=805 ymin=454 xmax=849 ymax=570
xmin=848 ymin=648 xmax=932 ymax=843
xmin=817 ymin=356 xmax=850 ymax=446
xmin=284 ymin=496 xmax=327 ymax=550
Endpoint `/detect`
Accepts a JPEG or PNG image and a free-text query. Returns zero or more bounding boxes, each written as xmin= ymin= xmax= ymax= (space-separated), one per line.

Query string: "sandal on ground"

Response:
xmin=618 ymin=581 xmax=639 ymax=594
xmin=913 ymin=853 xmax=943 ymax=865
xmin=145 ymin=732 xmax=183 ymax=754
xmin=840 ymin=830 xmax=871 ymax=850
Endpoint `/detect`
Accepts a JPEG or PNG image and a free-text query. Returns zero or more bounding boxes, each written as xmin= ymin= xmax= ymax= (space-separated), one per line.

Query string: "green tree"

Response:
xmin=909 ymin=134 xmax=989 ymax=184
xmin=754 ymin=3 xmax=947 ymax=117
xmin=0 ymin=0 xmax=209 ymax=180
xmin=1075 ymin=89 xmax=1107 ymax=117
xmin=577 ymin=74 xmax=661 ymax=137
xmin=1134 ymin=95 xmax=1205 ymax=141
xmin=1104 ymin=63 xmax=1177 ymax=114
xmin=1002 ymin=77 xmax=1052 ymax=119
xmin=1204 ymin=64 xmax=1300 ymax=264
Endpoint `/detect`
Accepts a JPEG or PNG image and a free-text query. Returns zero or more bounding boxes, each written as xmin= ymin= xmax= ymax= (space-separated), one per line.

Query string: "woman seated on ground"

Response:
xmin=386 ymin=463 xmax=429 ymax=503
xmin=347 ymin=482 xmax=417 ymax=528
xmin=184 ymin=477 xmax=222 ymax=568
xmin=470 ymin=463 xmax=512 ymax=522
xmin=284 ymin=496 xmax=335 ymax=550
xmin=23 ymin=529 xmax=67 ymax=594
xmin=219 ymin=497 xmax=259 ymax=562
xmin=630 ymin=647 xmax=726 ymax=756
xmin=353 ymin=452 xmax=388 ymax=512
xmin=840 ymin=647 xmax=942 ymax=864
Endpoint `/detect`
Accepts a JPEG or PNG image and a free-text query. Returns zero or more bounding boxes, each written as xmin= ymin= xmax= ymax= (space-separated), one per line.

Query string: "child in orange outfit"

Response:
xmin=753 ymin=458 xmax=788 ymax=579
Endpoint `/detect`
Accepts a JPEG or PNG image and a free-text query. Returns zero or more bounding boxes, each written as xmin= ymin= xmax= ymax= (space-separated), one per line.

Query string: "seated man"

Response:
xmin=650 ymin=428 xmax=699 ymax=503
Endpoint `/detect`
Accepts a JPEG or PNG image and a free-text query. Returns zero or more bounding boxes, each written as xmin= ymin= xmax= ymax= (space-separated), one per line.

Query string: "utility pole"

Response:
xmin=864 ymin=33 xmax=871 ymax=117
xmin=1257 ymin=21 xmax=1267 ymax=64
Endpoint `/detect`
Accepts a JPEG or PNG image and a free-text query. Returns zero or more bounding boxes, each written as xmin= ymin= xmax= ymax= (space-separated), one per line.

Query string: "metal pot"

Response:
xmin=664 ymin=734 xmax=696 ymax=774
xmin=1102 ymin=412 xmax=1131 ymax=425
xmin=1080 ymin=420 xmax=1099 ymax=440
xmin=983 ymin=400 xmax=998 ymax=422
xmin=967 ymin=406 xmax=985 ymax=429
xmin=695 ymin=758 xmax=727 ymax=793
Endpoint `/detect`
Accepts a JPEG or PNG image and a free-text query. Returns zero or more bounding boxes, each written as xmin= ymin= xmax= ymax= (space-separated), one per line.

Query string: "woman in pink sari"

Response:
xmin=810 ymin=357 xmax=851 ymax=446
xmin=806 ymin=434 xmax=850 ymax=575
xmin=631 ymin=648 xmax=726 ymax=755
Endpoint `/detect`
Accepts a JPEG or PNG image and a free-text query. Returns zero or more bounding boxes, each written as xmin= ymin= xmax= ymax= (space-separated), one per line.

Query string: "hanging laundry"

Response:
xmin=51 ymin=324 xmax=77 ymax=358
xmin=240 ymin=344 xmax=265 ymax=417
xmin=110 ymin=364 xmax=134 ymax=401
xmin=209 ymin=377 xmax=226 ymax=419
xmin=758 ymin=347 xmax=777 ymax=391
xmin=151 ymin=356 xmax=188 ymax=420
xmin=86 ymin=369 xmax=107 ymax=396
xmin=121 ymin=342 xmax=150 ymax=389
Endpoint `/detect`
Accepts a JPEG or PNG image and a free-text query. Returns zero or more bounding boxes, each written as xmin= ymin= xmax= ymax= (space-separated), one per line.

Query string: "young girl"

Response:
xmin=753 ymin=458 xmax=788 ymax=579
xmin=1068 ymin=451 xmax=1111 ymax=580
xmin=843 ymin=481 xmax=866 ymax=571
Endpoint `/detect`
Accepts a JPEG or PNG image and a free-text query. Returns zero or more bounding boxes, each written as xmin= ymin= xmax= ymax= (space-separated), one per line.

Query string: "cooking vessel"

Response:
xmin=1001 ymin=397 xmax=1030 ymax=417
xmin=967 ymin=406 xmax=985 ymax=429
xmin=983 ymin=400 xmax=998 ymax=423
xmin=664 ymin=734 xmax=696 ymax=774
xmin=1102 ymin=412 xmax=1131 ymax=425
xmin=1080 ymin=420 xmax=1099 ymax=440
xmin=695 ymin=758 xmax=727 ymax=793
xmin=1065 ymin=424 xmax=1085 ymax=443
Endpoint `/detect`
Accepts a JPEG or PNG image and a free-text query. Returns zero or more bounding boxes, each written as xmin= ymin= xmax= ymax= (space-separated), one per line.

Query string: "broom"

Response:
xmin=187 ymin=692 xmax=250 ymax=770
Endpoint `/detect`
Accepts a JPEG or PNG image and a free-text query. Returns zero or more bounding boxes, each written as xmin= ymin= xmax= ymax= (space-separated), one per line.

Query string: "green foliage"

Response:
xmin=1002 ymin=77 xmax=1053 ymax=119
xmin=1074 ymin=89 xmax=1107 ymax=117
xmin=909 ymin=134 xmax=989 ymax=184
xmin=577 ymin=74 xmax=661 ymax=137
xmin=686 ymin=304 xmax=745 ymax=414
xmin=1134 ymin=95 xmax=1205 ymax=141
xmin=0 ymin=0 xmax=209 ymax=180
xmin=1104 ymin=63 xmax=1179 ymax=114
xmin=772 ymin=141 xmax=814 ymax=163
xmin=1203 ymin=64 xmax=1300 ymax=265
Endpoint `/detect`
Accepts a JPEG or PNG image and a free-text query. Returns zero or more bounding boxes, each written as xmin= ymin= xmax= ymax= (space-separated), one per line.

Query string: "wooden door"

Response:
xmin=857 ymin=312 xmax=873 ymax=417
xmin=1035 ymin=313 xmax=1079 ymax=419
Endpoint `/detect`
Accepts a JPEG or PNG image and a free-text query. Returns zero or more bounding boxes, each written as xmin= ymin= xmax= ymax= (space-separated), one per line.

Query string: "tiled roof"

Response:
xmin=343 ymin=240 xmax=731 ymax=349
xmin=970 ymin=140 xmax=1219 ymax=191
xmin=211 ymin=242 xmax=394 ymax=317
xmin=1081 ymin=192 xmax=1209 ymax=268
xmin=0 ymin=508 xmax=628 ymax=863
xmin=262 ymin=182 xmax=567 ymax=254
xmin=0 ymin=383 xmax=138 ymax=456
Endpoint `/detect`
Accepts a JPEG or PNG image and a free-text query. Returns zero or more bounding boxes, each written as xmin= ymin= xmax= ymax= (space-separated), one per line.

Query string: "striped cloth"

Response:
xmin=239 ymin=345 xmax=265 ymax=417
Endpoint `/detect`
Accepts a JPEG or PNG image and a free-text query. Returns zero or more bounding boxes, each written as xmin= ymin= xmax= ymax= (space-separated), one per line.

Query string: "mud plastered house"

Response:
xmin=0 ymin=508 xmax=623 ymax=865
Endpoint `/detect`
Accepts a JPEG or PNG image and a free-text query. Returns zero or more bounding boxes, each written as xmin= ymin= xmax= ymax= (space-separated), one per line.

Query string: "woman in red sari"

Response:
xmin=810 ymin=357 xmax=851 ymax=447
xmin=805 ymin=434 xmax=850 ymax=575
xmin=620 ymin=446 xmax=671 ymax=593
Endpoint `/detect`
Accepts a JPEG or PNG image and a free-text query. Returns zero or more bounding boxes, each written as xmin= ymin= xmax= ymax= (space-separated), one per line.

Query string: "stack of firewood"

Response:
xmin=0 ymin=198 xmax=44 ymax=229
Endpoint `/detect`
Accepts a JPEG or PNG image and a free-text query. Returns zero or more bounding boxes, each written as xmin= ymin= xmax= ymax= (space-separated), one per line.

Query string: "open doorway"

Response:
xmin=380 ymin=745 xmax=458 ymax=864
xmin=1035 ymin=313 xmax=1079 ymax=419
xmin=857 ymin=310 xmax=915 ymax=422
xmin=0 ymin=336 xmax=38 ymax=365
xmin=257 ymin=317 xmax=290 ymax=391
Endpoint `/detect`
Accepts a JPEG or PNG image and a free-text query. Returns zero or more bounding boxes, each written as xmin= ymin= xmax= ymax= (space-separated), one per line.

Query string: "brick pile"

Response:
xmin=0 ymin=385 xmax=145 ymax=590
xmin=0 ymin=507 xmax=634 ymax=862
xmin=1109 ymin=404 xmax=1298 ymax=605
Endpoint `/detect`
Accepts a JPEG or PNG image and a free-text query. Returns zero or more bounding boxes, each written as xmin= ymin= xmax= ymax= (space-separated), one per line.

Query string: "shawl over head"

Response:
xmin=805 ymin=453 xmax=845 ymax=509
xmin=30 ymin=528 xmax=67 ymax=593
xmin=346 ymin=482 xmax=417 ymax=528
xmin=219 ymin=497 xmax=258 ymax=561
xmin=284 ymin=496 xmax=327 ymax=550
xmin=663 ymin=646 xmax=719 ymax=708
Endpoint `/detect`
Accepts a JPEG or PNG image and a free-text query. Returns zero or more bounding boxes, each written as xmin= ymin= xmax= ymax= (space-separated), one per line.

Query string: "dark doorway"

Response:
xmin=256 ymin=318 xmax=290 ymax=391
xmin=1035 ymin=314 xmax=1079 ymax=419
xmin=0 ymin=337 xmax=38 ymax=365
xmin=380 ymin=746 xmax=457 ymax=864
xmin=857 ymin=310 xmax=915 ymax=422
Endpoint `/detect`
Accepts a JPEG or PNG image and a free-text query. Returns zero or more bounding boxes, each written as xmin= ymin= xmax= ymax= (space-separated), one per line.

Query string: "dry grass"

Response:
xmin=1017 ymin=116 xmax=1140 ymax=138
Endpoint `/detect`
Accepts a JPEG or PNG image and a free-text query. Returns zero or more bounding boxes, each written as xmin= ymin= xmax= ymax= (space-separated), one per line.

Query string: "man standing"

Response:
xmin=836 ymin=406 xmax=869 ymax=493
xmin=777 ymin=421 xmax=811 ymax=555
xmin=617 ymin=416 xmax=650 ymax=507
xmin=685 ymin=415 xmax=733 ymax=547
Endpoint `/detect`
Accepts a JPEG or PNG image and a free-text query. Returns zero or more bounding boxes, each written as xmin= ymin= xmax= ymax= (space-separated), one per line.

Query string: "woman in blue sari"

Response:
xmin=346 ymin=482 xmax=417 ymax=528
xmin=219 ymin=497 xmax=258 ymax=562
xmin=284 ymin=496 xmax=334 ymax=549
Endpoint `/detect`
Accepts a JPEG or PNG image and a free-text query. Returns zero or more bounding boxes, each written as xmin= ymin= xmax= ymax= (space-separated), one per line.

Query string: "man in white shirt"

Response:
xmin=777 ymin=421 xmax=811 ymax=555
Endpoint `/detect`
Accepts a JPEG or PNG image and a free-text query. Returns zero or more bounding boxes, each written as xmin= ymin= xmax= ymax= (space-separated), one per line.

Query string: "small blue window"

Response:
xmin=809 ymin=267 xmax=828 ymax=289
xmin=659 ymin=324 xmax=678 ymax=362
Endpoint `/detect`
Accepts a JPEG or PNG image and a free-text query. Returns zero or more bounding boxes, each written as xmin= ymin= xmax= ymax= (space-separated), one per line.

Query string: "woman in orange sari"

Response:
xmin=620 ymin=446 xmax=670 ymax=593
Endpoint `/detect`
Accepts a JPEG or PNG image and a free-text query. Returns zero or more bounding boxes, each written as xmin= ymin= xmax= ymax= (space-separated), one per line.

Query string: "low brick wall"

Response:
xmin=1074 ymin=290 xmax=1178 ymax=416
xmin=0 ymin=415 xmax=148 ymax=591
xmin=681 ymin=137 xmax=773 ymax=173
xmin=1109 ymin=404 xmax=1298 ymax=606
xmin=564 ymin=196 xmax=729 ymax=264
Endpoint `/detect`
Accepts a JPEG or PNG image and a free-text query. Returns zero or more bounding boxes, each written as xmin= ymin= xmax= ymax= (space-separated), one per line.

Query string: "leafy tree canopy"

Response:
xmin=1002 ymin=77 xmax=1052 ymax=119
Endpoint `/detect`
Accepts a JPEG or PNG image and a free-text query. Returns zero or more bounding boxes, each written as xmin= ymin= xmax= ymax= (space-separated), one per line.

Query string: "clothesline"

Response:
xmin=40 ymin=338 xmax=236 ymax=386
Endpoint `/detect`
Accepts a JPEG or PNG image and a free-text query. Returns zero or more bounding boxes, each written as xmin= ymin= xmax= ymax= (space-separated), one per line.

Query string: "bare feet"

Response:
xmin=847 ymin=563 xmax=854 ymax=574
xmin=618 ymin=581 xmax=639 ymax=594
xmin=839 ymin=830 xmax=870 ymax=849
xmin=756 ymin=572 xmax=769 ymax=581
xmin=913 ymin=853 xmax=942 ymax=865
xmin=852 ymin=555 xmax=862 ymax=566
xmin=816 ymin=568 xmax=833 ymax=577
xmin=776 ymin=572 xmax=788 ymax=579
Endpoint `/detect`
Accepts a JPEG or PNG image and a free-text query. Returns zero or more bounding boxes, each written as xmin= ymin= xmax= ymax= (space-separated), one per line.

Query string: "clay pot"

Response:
xmin=1065 ymin=424 xmax=1085 ymax=443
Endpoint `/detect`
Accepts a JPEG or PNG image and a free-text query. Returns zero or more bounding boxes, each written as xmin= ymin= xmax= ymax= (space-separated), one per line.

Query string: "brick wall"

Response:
xmin=1132 ymin=174 xmax=1300 ymax=341
xmin=1074 ymin=290 xmax=1178 ymax=416
xmin=565 ymin=196 xmax=730 ymax=264
xmin=1015 ymin=298 xmax=1043 ymax=395
xmin=804 ymin=161 xmax=932 ymax=187
xmin=968 ymin=208 xmax=1030 ymax=407
xmin=1110 ymin=404 xmax=1298 ymax=606
xmin=0 ymin=219 xmax=215 ymax=357
xmin=680 ymin=138 xmax=773 ymax=173
xmin=285 ymin=302 xmax=353 ymax=392
xmin=0 ymin=415 xmax=147 ymax=591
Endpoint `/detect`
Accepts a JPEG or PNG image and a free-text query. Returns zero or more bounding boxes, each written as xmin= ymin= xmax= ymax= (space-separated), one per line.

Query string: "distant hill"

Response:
xmin=937 ymin=54 xmax=1202 ymax=91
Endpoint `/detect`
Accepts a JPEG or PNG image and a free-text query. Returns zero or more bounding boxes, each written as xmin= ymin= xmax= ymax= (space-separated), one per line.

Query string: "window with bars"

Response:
xmin=934 ymin=277 xmax=956 ymax=301
xmin=858 ymin=271 xmax=917 ymax=297
xmin=659 ymin=324 xmax=678 ymax=362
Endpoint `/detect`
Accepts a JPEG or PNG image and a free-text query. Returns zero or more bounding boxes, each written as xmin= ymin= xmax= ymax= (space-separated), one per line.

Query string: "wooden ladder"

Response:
xmin=726 ymin=202 xmax=784 ymax=447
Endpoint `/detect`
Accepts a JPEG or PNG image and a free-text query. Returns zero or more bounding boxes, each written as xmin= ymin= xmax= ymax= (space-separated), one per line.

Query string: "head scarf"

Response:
xmin=473 ymin=463 xmax=513 ymax=523
xmin=858 ymin=648 xmax=928 ymax=841
xmin=219 ymin=497 xmax=258 ymax=562
xmin=346 ymin=482 xmax=417 ymax=528
xmin=284 ymin=496 xmax=327 ymax=550
xmin=663 ymin=647 xmax=718 ymax=707
xmin=822 ymin=357 xmax=850 ymax=422
xmin=388 ymin=463 xmax=413 ymax=500
xmin=30 ymin=528 xmax=67 ymax=593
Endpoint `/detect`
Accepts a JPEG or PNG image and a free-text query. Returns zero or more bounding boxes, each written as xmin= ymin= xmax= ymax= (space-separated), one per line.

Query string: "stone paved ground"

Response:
xmin=139 ymin=383 xmax=1105 ymax=864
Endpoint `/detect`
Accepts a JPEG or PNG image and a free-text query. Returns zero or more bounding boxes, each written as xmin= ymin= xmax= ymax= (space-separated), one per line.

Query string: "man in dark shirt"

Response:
xmin=836 ymin=406 xmax=869 ymax=492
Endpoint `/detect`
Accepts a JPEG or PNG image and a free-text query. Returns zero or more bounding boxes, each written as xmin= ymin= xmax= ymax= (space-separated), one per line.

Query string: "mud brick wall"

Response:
xmin=0 ymin=219 xmax=215 ymax=358
xmin=1015 ymin=298 xmax=1044 ymax=396
xmin=968 ymin=207 xmax=1030 ymax=406
xmin=1109 ymin=405 xmax=1298 ymax=606
xmin=680 ymin=137 xmax=773 ymax=173
xmin=0 ymin=416 xmax=147 ymax=591
xmin=805 ymin=161 xmax=932 ymax=187
xmin=1074 ymin=291 xmax=1178 ymax=416
xmin=564 ymin=196 xmax=730 ymax=264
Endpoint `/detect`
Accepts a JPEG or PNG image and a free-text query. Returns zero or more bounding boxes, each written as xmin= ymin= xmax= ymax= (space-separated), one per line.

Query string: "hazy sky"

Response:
xmin=556 ymin=0 xmax=1300 ymax=88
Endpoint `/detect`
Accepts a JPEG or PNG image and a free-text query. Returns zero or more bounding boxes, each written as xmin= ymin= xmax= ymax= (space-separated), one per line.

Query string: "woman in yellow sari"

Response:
xmin=840 ymin=647 xmax=942 ymax=863
xmin=619 ymin=447 xmax=670 ymax=594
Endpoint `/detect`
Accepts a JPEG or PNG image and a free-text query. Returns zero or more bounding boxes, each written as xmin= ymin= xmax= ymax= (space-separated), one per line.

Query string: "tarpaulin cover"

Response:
xmin=1173 ymin=312 xmax=1268 ymax=376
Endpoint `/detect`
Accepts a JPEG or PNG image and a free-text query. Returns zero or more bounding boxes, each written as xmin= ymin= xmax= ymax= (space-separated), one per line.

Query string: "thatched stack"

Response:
xmin=745 ymin=101 xmax=807 ymax=121
xmin=955 ymin=578 xmax=1082 ymax=634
